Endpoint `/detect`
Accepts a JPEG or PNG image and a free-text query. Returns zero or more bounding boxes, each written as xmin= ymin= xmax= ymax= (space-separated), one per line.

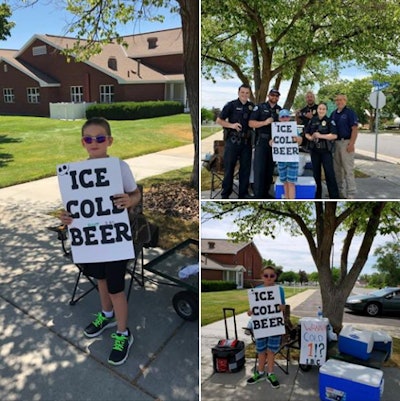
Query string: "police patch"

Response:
xmin=249 ymin=105 xmax=253 ymax=111
xmin=253 ymin=106 xmax=259 ymax=111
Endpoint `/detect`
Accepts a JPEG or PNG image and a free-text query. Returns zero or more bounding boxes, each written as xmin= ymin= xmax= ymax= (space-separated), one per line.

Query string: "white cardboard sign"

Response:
xmin=271 ymin=121 xmax=300 ymax=162
xmin=299 ymin=317 xmax=328 ymax=366
xmin=248 ymin=286 xmax=286 ymax=339
xmin=57 ymin=157 xmax=135 ymax=263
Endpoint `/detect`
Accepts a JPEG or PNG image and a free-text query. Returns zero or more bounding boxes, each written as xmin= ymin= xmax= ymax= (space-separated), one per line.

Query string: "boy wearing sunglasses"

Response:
xmin=59 ymin=117 xmax=141 ymax=365
xmin=246 ymin=265 xmax=285 ymax=388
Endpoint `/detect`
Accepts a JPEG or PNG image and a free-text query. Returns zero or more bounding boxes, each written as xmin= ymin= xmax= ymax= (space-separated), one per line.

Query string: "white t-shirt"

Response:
xmin=120 ymin=159 xmax=137 ymax=193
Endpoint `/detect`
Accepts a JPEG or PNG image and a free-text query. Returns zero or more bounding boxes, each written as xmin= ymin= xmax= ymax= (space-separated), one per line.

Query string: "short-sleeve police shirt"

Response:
xmin=330 ymin=106 xmax=358 ymax=139
xmin=249 ymin=102 xmax=282 ymax=135
xmin=298 ymin=104 xmax=318 ymax=127
xmin=306 ymin=115 xmax=337 ymax=137
xmin=219 ymin=98 xmax=254 ymax=132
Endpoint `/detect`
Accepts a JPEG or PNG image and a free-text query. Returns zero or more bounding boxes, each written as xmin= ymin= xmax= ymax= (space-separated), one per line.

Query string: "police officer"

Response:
xmin=305 ymin=102 xmax=339 ymax=199
xmin=216 ymin=84 xmax=254 ymax=199
xmin=249 ymin=88 xmax=282 ymax=199
xmin=296 ymin=91 xmax=318 ymax=151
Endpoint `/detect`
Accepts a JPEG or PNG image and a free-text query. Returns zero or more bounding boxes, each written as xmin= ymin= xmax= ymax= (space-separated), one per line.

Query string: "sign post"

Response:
xmin=369 ymin=81 xmax=389 ymax=160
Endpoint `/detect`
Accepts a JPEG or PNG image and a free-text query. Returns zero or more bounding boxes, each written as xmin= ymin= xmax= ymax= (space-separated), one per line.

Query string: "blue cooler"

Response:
xmin=319 ymin=359 xmax=384 ymax=401
xmin=338 ymin=325 xmax=373 ymax=360
xmin=275 ymin=176 xmax=315 ymax=199
xmin=371 ymin=330 xmax=393 ymax=360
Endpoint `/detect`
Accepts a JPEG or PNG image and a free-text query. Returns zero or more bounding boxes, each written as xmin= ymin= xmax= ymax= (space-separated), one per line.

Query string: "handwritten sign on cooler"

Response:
xmin=299 ymin=317 xmax=329 ymax=366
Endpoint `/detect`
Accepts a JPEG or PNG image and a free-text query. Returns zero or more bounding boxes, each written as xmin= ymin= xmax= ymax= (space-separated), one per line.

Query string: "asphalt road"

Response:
xmin=291 ymin=287 xmax=400 ymax=332
xmin=357 ymin=131 xmax=400 ymax=160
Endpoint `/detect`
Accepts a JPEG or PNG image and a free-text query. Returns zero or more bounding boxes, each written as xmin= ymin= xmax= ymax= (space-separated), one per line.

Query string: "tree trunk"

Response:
xmin=284 ymin=57 xmax=307 ymax=110
xmin=178 ymin=0 xmax=199 ymax=191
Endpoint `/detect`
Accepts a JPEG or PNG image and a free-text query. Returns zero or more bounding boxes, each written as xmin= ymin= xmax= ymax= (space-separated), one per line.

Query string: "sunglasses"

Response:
xmin=263 ymin=274 xmax=276 ymax=279
xmin=82 ymin=135 xmax=108 ymax=144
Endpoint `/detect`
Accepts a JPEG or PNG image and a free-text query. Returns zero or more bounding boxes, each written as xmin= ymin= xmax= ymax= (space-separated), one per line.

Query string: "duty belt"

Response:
xmin=258 ymin=133 xmax=271 ymax=139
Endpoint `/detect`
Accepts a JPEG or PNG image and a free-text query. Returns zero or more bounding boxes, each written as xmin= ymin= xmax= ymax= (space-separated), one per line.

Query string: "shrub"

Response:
xmin=86 ymin=101 xmax=184 ymax=120
xmin=201 ymin=107 xmax=214 ymax=123
xmin=201 ymin=280 xmax=237 ymax=292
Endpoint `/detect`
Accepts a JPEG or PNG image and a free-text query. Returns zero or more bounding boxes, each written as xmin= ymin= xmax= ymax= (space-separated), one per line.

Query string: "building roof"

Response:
xmin=201 ymin=238 xmax=253 ymax=255
xmin=0 ymin=49 xmax=60 ymax=87
xmin=5 ymin=28 xmax=184 ymax=86
xmin=201 ymin=255 xmax=246 ymax=272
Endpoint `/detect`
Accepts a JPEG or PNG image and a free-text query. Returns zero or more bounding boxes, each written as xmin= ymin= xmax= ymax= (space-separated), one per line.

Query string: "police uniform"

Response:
xmin=331 ymin=106 xmax=358 ymax=198
xmin=218 ymin=98 xmax=254 ymax=198
xmin=250 ymin=102 xmax=281 ymax=199
xmin=305 ymin=115 xmax=339 ymax=199
xmin=298 ymin=103 xmax=318 ymax=151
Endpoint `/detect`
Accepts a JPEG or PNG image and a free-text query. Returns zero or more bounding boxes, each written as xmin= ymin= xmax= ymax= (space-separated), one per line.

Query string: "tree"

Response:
xmin=202 ymin=0 xmax=400 ymax=108
xmin=21 ymin=0 xmax=199 ymax=189
xmin=280 ymin=271 xmax=299 ymax=284
xmin=202 ymin=201 xmax=400 ymax=333
xmin=0 ymin=3 xmax=14 ymax=40
xmin=372 ymin=241 xmax=400 ymax=286
xmin=298 ymin=269 xmax=308 ymax=285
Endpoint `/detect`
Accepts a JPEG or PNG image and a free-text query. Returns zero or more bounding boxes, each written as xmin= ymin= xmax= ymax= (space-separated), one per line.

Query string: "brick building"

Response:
xmin=201 ymin=238 xmax=263 ymax=288
xmin=0 ymin=28 xmax=185 ymax=117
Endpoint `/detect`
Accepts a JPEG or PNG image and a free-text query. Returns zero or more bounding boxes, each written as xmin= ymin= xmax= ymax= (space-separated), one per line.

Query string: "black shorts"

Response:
xmin=82 ymin=260 xmax=128 ymax=294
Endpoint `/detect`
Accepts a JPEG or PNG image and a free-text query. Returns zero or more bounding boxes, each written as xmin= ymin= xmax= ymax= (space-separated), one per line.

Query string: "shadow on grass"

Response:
xmin=0 ymin=135 xmax=22 ymax=168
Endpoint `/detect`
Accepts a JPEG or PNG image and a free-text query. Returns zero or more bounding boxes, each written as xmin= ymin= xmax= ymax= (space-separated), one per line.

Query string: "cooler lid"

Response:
xmin=320 ymin=360 xmax=383 ymax=387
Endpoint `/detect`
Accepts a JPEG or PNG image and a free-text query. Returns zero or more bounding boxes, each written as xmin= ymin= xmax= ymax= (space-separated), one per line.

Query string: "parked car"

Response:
xmin=345 ymin=287 xmax=400 ymax=317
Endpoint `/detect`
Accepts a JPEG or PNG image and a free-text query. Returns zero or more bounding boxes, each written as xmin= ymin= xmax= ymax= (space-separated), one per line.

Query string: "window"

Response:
xmin=70 ymin=86 xmax=83 ymax=103
xmin=27 ymin=87 xmax=40 ymax=104
xmin=32 ymin=45 xmax=47 ymax=56
xmin=3 ymin=88 xmax=14 ymax=103
xmin=100 ymin=85 xmax=114 ymax=103
xmin=3 ymin=64 xmax=8 ymax=73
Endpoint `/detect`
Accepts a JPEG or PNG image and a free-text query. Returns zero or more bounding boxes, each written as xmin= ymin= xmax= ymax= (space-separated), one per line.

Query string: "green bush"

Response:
xmin=201 ymin=107 xmax=214 ymax=122
xmin=201 ymin=280 xmax=237 ymax=292
xmin=86 ymin=101 xmax=184 ymax=120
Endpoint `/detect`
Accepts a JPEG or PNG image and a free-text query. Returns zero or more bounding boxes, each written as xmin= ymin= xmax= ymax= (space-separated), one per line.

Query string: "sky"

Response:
xmin=201 ymin=204 xmax=396 ymax=275
xmin=0 ymin=2 xmax=181 ymax=50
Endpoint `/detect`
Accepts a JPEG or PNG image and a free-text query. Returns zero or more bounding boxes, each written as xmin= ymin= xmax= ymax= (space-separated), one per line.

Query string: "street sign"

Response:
xmin=371 ymin=81 xmax=390 ymax=91
xmin=369 ymin=91 xmax=386 ymax=109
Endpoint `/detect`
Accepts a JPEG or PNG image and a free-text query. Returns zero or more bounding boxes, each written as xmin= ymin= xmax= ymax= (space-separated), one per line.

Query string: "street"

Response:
xmin=357 ymin=131 xmax=400 ymax=161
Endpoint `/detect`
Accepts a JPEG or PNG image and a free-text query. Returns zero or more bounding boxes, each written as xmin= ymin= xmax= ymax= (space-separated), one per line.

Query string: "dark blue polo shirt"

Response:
xmin=249 ymin=102 xmax=281 ymax=135
xmin=330 ymin=106 xmax=358 ymax=140
xmin=219 ymin=98 xmax=254 ymax=133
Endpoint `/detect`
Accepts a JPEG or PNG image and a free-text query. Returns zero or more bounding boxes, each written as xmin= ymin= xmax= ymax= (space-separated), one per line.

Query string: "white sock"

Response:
xmin=117 ymin=330 xmax=129 ymax=336
xmin=102 ymin=310 xmax=114 ymax=318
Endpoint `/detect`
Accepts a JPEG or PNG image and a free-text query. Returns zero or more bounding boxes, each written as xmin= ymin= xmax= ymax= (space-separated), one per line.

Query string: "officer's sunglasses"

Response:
xmin=82 ymin=135 xmax=108 ymax=144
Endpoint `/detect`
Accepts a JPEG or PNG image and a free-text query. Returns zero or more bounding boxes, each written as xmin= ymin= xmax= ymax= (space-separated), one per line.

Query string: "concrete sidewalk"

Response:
xmin=0 ymin=143 xmax=197 ymax=401
xmin=201 ymin=289 xmax=399 ymax=401
xmin=201 ymin=131 xmax=400 ymax=199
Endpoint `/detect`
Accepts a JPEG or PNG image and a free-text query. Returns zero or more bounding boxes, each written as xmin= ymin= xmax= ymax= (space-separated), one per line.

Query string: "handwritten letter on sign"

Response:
xmin=271 ymin=121 xmax=300 ymax=162
xmin=248 ymin=286 xmax=286 ymax=339
xmin=299 ymin=317 xmax=328 ymax=366
xmin=57 ymin=157 xmax=135 ymax=263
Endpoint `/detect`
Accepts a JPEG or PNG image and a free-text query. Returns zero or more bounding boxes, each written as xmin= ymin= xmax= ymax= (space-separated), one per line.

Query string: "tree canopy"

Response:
xmin=0 ymin=3 xmax=14 ymax=41
xmin=202 ymin=201 xmax=400 ymax=331
xmin=202 ymin=0 xmax=400 ymax=107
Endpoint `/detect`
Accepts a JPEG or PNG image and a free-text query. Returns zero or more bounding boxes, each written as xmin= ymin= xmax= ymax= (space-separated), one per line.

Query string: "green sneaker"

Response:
xmin=108 ymin=329 xmax=134 ymax=366
xmin=83 ymin=312 xmax=117 ymax=338
xmin=247 ymin=371 xmax=266 ymax=384
xmin=267 ymin=373 xmax=280 ymax=388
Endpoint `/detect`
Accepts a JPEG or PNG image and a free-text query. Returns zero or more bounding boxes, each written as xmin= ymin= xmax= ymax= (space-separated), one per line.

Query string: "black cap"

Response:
xmin=269 ymin=89 xmax=281 ymax=96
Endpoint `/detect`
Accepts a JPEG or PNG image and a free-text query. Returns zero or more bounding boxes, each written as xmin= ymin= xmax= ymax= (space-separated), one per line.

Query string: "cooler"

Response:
xmin=338 ymin=325 xmax=373 ymax=360
xmin=370 ymin=330 xmax=393 ymax=360
xmin=319 ymin=359 xmax=384 ymax=401
xmin=274 ymin=176 xmax=315 ymax=199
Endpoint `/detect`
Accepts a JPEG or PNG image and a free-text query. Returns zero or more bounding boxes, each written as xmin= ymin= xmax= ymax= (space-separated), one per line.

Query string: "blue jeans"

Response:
xmin=221 ymin=137 xmax=252 ymax=198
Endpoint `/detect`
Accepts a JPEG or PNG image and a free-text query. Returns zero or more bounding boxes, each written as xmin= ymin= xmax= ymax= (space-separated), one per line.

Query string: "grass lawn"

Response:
xmin=0 ymin=114 xmax=192 ymax=188
xmin=201 ymin=287 xmax=307 ymax=326
xmin=201 ymin=124 xmax=221 ymax=139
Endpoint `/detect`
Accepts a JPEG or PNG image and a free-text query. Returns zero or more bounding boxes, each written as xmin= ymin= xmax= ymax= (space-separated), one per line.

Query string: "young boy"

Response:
xmin=59 ymin=117 xmax=141 ymax=365
xmin=247 ymin=265 xmax=285 ymax=388
xmin=270 ymin=109 xmax=302 ymax=199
